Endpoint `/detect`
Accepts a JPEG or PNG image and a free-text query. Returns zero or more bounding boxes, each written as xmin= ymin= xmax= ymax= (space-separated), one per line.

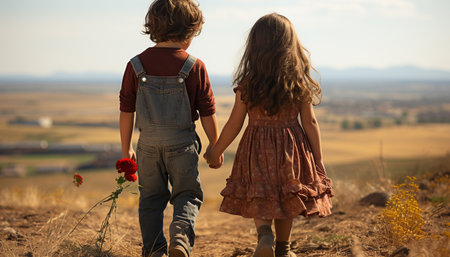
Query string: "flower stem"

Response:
xmin=68 ymin=194 xmax=113 ymax=236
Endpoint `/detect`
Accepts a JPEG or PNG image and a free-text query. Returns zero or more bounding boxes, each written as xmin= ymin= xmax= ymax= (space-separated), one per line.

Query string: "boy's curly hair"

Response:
xmin=234 ymin=13 xmax=322 ymax=116
xmin=143 ymin=0 xmax=204 ymax=43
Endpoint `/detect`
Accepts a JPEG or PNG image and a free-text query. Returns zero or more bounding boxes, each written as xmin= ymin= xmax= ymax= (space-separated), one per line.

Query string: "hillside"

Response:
xmin=1 ymin=167 xmax=449 ymax=257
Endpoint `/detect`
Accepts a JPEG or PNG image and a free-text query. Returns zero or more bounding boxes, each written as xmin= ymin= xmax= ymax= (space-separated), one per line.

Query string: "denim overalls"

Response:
xmin=130 ymin=54 xmax=203 ymax=256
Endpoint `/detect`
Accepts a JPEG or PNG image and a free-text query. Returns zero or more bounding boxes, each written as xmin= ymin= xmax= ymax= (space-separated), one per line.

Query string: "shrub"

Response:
xmin=380 ymin=176 xmax=425 ymax=245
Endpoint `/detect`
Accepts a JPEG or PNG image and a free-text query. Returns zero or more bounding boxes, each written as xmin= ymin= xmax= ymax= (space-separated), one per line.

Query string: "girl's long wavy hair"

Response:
xmin=234 ymin=13 xmax=322 ymax=116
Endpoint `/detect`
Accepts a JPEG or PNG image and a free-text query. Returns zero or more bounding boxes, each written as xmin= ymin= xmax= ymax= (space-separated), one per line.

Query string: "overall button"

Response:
xmin=177 ymin=77 xmax=184 ymax=84
xmin=141 ymin=77 xmax=147 ymax=82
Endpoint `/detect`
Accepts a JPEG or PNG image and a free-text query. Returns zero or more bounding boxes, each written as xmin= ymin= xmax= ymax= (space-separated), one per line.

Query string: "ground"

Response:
xmin=1 ymin=91 xmax=449 ymax=256
xmin=1 ymin=195 xmax=448 ymax=257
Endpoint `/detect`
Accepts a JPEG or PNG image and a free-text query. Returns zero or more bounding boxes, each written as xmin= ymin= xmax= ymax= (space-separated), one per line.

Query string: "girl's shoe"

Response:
xmin=253 ymin=225 xmax=275 ymax=257
xmin=277 ymin=252 xmax=296 ymax=257
xmin=275 ymin=241 xmax=296 ymax=257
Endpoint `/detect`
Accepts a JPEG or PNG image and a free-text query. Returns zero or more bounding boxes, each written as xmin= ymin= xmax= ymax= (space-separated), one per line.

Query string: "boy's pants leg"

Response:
xmin=165 ymin=142 xmax=203 ymax=256
xmin=137 ymin=145 xmax=170 ymax=256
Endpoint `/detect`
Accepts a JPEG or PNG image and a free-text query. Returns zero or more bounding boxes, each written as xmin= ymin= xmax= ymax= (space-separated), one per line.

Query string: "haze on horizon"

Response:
xmin=0 ymin=0 xmax=449 ymax=77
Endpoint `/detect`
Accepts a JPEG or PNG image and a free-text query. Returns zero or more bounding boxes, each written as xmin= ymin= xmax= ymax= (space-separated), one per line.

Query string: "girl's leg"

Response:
xmin=274 ymin=219 xmax=293 ymax=241
xmin=254 ymin=218 xmax=272 ymax=229
xmin=253 ymin=219 xmax=275 ymax=257
xmin=274 ymin=219 xmax=296 ymax=257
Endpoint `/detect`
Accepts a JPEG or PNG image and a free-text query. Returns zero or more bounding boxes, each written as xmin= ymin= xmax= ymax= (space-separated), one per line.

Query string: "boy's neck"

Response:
xmin=155 ymin=39 xmax=192 ymax=50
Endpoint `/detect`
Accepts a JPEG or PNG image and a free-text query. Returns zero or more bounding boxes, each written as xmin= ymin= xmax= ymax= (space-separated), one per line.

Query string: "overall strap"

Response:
xmin=178 ymin=55 xmax=197 ymax=79
xmin=130 ymin=55 xmax=146 ymax=77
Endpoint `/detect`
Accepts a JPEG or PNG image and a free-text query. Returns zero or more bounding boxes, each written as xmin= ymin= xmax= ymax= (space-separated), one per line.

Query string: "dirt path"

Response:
xmin=1 ymin=198 xmax=449 ymax=256
xmin=0 ymin=203 xmax=395 ymax=257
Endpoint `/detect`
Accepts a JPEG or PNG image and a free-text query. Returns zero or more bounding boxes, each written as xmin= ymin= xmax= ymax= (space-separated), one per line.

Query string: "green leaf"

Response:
xmin=117 ymin=176 xmax=126 ymax=185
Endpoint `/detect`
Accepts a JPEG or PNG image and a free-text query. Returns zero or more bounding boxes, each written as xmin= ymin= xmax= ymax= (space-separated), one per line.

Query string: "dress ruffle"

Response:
xmin=219 ymin=106 xmax=333 ymax=219
xmin=220 ymin=177 xmax=333 ymax=219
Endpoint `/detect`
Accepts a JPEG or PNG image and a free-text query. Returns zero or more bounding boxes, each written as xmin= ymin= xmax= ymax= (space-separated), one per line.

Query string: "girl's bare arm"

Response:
xmin=206 ymin=91 xmax=247 ymax=164
xmin=299 ymin=102 xmax=323 ymax=164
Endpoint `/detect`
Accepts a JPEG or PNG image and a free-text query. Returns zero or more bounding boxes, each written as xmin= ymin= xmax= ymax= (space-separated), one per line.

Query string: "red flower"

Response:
xmin=125 ymin=173 xmax=137 ymax=182
xmin=73 ymin=174 xmax=83 ymax=187
xmin=116 ymin=158 xmax=137 ymax=174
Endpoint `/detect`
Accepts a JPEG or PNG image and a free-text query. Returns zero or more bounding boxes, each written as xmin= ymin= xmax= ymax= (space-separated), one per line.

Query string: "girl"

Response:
xmin=204 ymin=13 xmax=333 ymax=257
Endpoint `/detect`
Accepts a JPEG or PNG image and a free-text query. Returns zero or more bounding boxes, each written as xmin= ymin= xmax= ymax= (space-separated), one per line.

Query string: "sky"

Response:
xmin=0 ymin=0 xmax=449 ymax=77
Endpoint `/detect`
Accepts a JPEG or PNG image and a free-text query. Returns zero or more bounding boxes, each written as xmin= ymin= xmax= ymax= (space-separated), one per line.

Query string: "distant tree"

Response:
xmin=14 ymin=116 xmax=26 ymax=122
xmin=370 ymin=118 xmax=382 ymax=128
xmin=417 ymin=110 xmax=450 ymax=123
xmin=341 ymin=119 xmax=350 ymax=130
xmin=401 ymin=111 xmax=408 ymax=118
xmin=353 ymin=121 xmax=364 ymax=130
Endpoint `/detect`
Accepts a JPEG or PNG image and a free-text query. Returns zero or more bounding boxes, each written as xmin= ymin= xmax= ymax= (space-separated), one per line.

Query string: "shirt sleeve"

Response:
xmin=195 ymin=60 xmax=216 ymax=117
xmin=119 ymin=62 xmax=138 ymax=113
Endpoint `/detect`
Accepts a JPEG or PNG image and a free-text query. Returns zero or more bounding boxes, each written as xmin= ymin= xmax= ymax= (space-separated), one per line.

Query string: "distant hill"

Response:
xmin=0 ymin=71 xmax=122 ymax=84
xmin=317 ymin=66 xmax=450 ymax=81
xmin=1 ymin=65 xmax=450 ymax=85
xmin=0 ymin=66 xmax=449 ymax=94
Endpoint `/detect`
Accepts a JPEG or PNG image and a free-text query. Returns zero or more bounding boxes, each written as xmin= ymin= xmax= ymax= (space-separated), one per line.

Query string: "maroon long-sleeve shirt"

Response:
xmin=119 ymin=47 xmax=215 ymax=121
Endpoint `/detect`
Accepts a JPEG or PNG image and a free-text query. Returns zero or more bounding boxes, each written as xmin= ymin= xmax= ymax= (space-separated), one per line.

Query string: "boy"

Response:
xmin=119 ymin=1 xmax=221 ymax=256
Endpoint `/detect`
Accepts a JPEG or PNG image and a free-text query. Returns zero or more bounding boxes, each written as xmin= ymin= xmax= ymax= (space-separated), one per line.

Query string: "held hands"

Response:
xmin=203 ymin=144 xmax=223 ymax=169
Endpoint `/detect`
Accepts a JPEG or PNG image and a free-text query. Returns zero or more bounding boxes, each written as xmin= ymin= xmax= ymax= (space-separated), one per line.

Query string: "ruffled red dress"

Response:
xmin=219 ymin=99 xmax=333 ymax=220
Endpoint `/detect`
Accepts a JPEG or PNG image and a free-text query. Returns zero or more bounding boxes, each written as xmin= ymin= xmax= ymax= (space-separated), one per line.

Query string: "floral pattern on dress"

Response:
xmin=219 ymin=100 xmax=333 ymax=219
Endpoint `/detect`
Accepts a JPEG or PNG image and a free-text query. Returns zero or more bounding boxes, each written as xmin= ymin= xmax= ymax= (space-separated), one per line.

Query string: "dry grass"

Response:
xmin=0 ymin=92 xmax=118 ymax=123
xmin=2 ymin=92 xmax=450 ymax=165
xmin=0 ymin=123 xmax=120 ymax=144
xmin=322 ymin=124 xmax=450 ymax=164
xmin=1 ymin=158 xmax=449 ymax=256
xmin=1 ymin=92 xmax=450 ymax=256
xmin=0 ymin=177 xmax=141 ymax=257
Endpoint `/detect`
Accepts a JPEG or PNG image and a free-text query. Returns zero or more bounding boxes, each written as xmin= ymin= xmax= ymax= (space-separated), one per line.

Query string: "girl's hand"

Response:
xmin=315 ymin=159 xmax=326 ymax=175
xmin=204 ymin=145 xmax=223 ymax=169
xmin=209 ymin=153 xmax=223 ymax=169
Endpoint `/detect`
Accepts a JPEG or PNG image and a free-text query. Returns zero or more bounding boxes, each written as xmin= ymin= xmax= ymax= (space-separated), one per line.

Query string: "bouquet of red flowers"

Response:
xmin=70 ymin=158 xmax=138 ymax=252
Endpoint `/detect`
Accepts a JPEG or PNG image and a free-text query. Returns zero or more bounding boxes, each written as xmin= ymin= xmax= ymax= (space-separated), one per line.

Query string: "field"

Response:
xmin=0 ymin=88 xmax=450 ymax=256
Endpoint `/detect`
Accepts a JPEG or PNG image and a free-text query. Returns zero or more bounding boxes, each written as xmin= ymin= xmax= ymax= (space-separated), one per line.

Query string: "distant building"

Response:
xmin=8 ymin=116 xmax=53 ymax=128
xmin=0 ymin=141 xmax=121 ymax=155
xmin=0 ymin=141 xmax=48 ymax=155
xmin=38 ymin=117 xmax=52 ymax=128
xmin=34 ymin=165 xmax=73 ymax=175
xmin=0 ymin=164 xmax=26 ymax=177
xmin=77 ymin=150 xmax=122 ymax=170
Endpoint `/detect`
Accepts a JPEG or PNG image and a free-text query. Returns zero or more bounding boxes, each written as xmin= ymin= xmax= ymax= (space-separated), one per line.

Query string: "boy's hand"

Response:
xmin=123 ymin=149 xmax=136 ymax=161
xmin=203 ymin=144 xmax=212 ymax=160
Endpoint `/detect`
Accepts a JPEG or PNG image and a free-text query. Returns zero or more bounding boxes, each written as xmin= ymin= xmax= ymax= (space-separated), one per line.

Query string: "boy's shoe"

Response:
xmin=253 ymin=225 xmax=275 ymax=257
xmin=168 ymin=245 xmax=188 ymax=257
